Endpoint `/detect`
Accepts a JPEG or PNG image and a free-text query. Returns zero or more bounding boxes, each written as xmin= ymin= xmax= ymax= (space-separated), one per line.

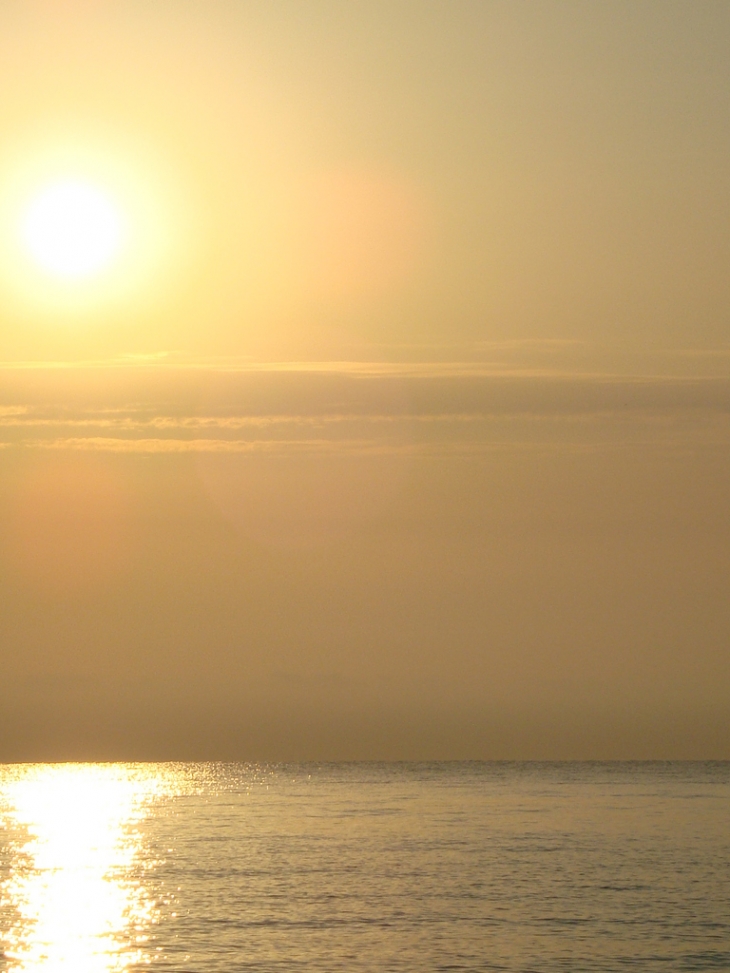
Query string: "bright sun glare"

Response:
xmin=21 ymin=179 xmax=124 ymax=281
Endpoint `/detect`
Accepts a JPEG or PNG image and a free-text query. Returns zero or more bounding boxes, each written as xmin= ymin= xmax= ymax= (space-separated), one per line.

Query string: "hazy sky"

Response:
xmin=1 ymin=1 xmax=729 ymax=759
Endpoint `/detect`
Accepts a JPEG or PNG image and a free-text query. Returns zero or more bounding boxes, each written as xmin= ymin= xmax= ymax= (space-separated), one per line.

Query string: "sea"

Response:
xmin=0 ymin=762 xmax=728 ymax=972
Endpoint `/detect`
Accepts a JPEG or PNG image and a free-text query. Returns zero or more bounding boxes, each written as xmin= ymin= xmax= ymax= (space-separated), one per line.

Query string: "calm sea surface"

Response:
xmin=0 ymin=762 xmax=728 ymax=972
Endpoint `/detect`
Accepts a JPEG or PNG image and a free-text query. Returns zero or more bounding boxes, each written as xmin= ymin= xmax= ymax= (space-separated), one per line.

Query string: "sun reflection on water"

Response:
xmin=0 ymin=764 xmax=169 ymax=972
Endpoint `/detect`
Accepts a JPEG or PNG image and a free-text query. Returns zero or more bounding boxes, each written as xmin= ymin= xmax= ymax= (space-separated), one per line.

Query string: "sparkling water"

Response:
xmin=1 ymin=762 xmax=728 ymax=971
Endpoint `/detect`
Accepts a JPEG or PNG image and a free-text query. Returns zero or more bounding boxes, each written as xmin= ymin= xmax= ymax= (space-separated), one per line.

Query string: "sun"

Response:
xmin=21 ymin=179 xmax=125 ymax=281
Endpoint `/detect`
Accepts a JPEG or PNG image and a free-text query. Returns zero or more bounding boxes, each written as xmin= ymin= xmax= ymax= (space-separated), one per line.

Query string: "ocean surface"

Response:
xmin=0 ymin=762 xmax=728 ymax=972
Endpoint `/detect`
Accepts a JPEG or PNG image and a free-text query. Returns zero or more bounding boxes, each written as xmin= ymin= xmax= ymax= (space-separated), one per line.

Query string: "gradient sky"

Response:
xmin=1 ymin=0 xmax=729 ymax=760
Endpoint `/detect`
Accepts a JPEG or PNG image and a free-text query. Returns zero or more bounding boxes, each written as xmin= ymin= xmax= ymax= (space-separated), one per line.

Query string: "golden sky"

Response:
xmin=1 ymin=1 xmax=729 ymax=759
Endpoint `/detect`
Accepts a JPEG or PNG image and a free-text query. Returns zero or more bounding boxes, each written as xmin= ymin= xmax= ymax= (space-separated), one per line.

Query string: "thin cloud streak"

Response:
xmin=0 ymin=351 xmax=723 ymax=378
xmin=1 ymin=366 xmax=729 ymax=455
xmin=27 ymin=437 xmax=450 ymax=454
xmin=19 ymin=434 xmax=730 ymax=456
